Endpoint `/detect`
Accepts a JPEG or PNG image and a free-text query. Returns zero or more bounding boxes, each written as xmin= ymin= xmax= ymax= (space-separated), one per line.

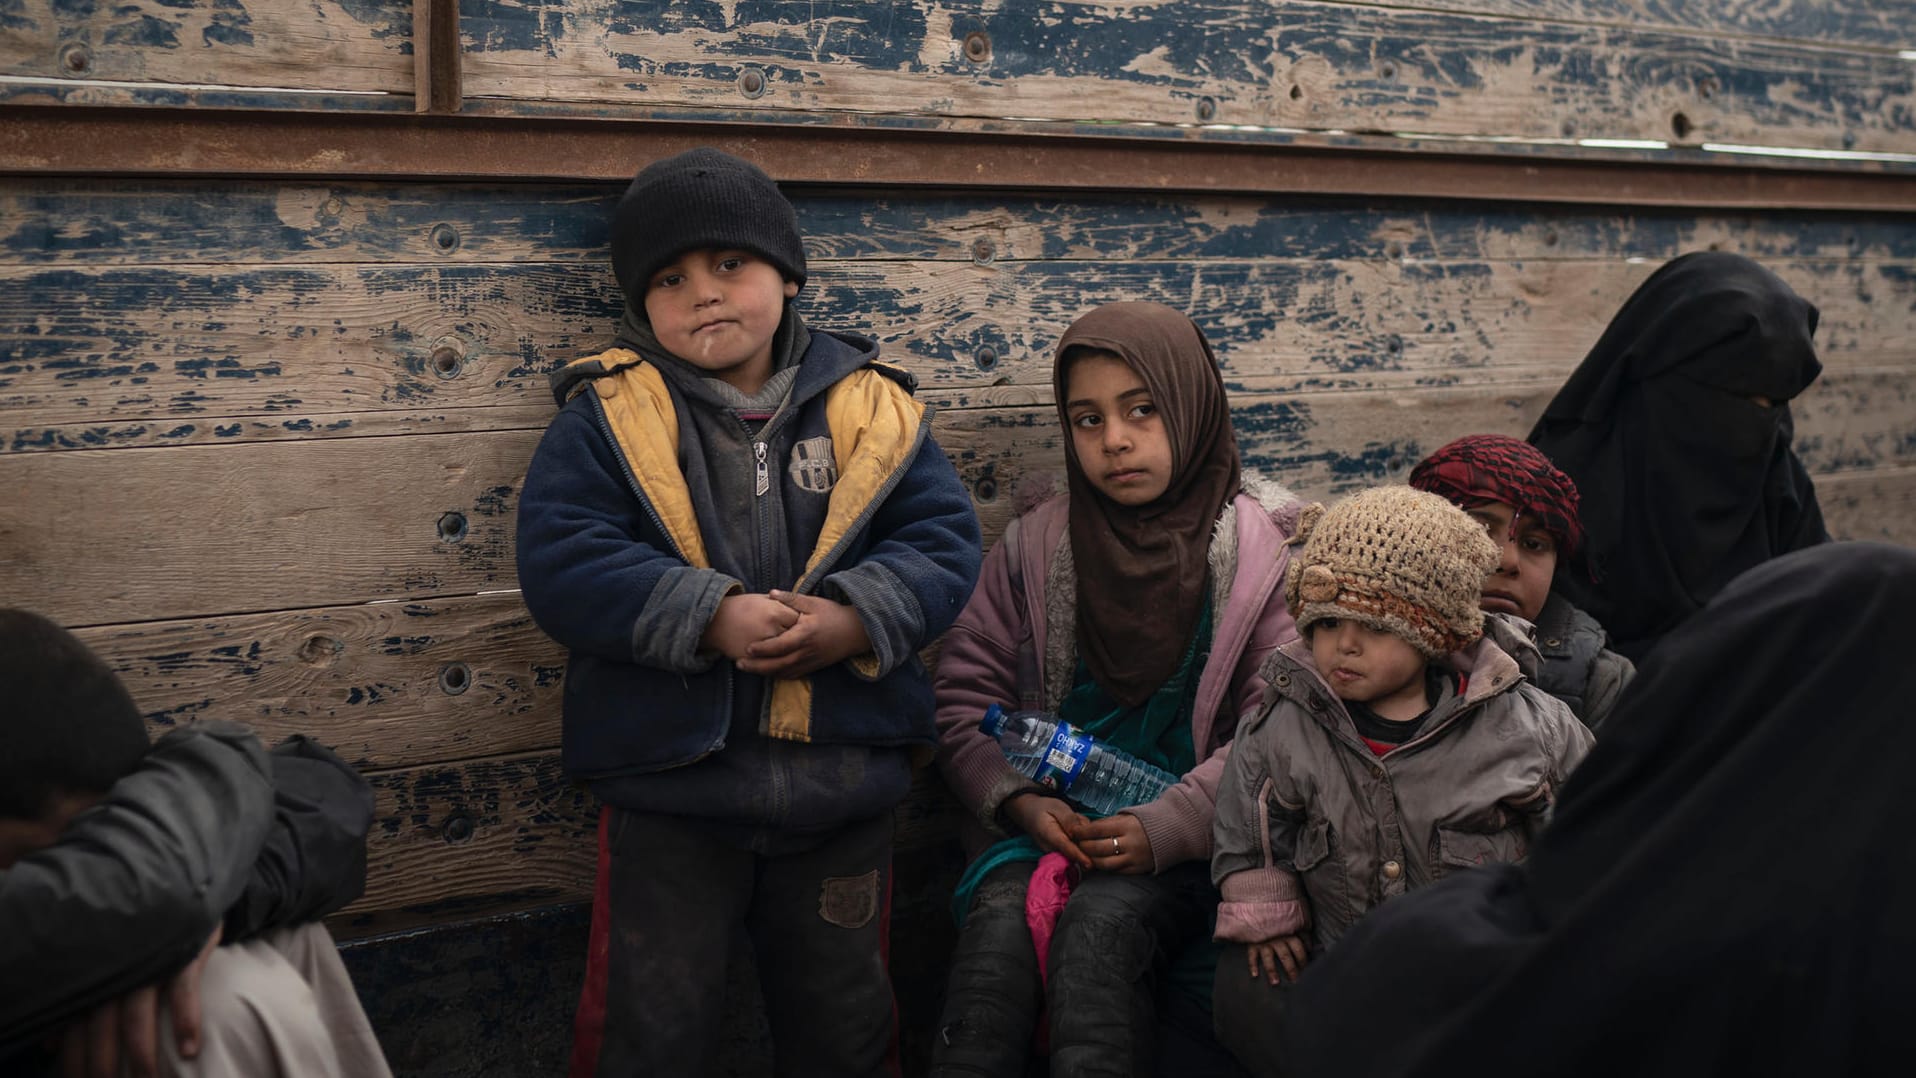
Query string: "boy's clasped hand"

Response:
xmin=701 ymin=589 xmax=873 ymax=679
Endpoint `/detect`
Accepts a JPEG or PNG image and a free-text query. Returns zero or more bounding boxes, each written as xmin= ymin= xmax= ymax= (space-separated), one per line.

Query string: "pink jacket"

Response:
xmin=933 ymin=478 xmax=1303 ymax=872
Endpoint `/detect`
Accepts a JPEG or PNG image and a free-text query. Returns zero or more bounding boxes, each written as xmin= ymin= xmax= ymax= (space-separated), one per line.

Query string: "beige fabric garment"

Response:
xmin=161 ymin=923 xmax=391 ymax=1078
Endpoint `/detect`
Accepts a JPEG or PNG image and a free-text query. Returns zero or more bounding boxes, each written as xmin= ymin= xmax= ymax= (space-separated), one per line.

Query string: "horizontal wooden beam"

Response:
xmin=3 ymin=107 xmax=1915 ymax=211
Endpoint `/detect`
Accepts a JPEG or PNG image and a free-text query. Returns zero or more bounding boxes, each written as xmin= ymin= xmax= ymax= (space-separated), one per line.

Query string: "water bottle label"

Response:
xmin=1031 ymin=722 xmax=1091 ymax=795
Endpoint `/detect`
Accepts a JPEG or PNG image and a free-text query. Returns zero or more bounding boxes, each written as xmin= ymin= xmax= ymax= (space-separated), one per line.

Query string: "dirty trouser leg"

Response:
xmin=161 ymin=922 xmax=392 ymax=1078
xmin=1211 ymin=942 xmax=1294 ymax=1078
xmin=595 ymin=809 xmax=753 ymax=1078
xmin=1046 ymin=862 xmax=1215 ymax=1078
xmin=748 ymin=812 xmax=897 ymax=1078
xmin=928 ymin=860 xmax=1043 ymax=1078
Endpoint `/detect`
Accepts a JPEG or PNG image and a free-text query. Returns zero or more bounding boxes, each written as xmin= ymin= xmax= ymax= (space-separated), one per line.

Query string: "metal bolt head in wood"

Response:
xmin=1195 ymin=96 xmax=1217 ymax=122
xmin=430 ymin=223 xmax=460 ymax=252
xmin=442 ymin=813 xmax=475 ymax=843
xmin=430 ymin=345 xmax=465 ymax=379
xmin=963 ymin=31 xmax=991 ymax=64
xmin=58 ymin=43 xmax=91 ymax=75
xmin=437 ymin=512 xmax=468 ymax=543
xmin=439 ymin=661 xmax=473 ymax=695
xmin=738 ymin=66 xmax=767 ymax=98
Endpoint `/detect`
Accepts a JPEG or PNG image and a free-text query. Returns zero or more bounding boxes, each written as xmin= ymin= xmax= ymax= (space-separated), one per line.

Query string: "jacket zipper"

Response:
xmin=754 ymin=441 xmax=770 ymax=496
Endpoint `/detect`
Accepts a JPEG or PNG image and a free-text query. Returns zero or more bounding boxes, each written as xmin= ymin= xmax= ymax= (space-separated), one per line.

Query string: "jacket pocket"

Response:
xmin=1434 ymin=781 xmax=1553 ymax=873
xmin=1290 ymin=816 xmax=1352 ymax=932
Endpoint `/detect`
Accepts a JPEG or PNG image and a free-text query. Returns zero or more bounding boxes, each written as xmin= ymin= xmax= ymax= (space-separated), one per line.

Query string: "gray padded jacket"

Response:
xmin=1212 ymin=632 xmax=1593 ymax=952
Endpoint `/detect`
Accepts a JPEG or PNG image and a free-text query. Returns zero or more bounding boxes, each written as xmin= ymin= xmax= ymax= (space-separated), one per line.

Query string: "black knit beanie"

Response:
xmin=611 ymin=148 xmax=808 ymax=311
xmin=0 ymin=608 xmax=150 ymax=819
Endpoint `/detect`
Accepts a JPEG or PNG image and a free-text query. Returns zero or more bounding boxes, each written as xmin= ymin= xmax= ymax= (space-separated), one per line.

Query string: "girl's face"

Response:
xmin=1064 ymin=351 xmax=1174 ymax=506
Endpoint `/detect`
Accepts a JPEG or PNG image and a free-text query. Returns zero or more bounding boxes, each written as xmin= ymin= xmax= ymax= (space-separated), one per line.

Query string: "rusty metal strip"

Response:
xmin=412 ymin=0 xmax=462 ymax=115
xmin=2 ymin=106 xmax=1913 ymax=211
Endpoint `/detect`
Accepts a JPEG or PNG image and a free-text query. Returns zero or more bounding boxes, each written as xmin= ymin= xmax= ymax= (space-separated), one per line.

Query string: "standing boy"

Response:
xmin=1208 ymin=487 xmax=1593 ymax=1075
xmin=1409 ymin=433 xmax=1635 ymax=730
xmin=515 ymin=148 xmax=982 ymax=1077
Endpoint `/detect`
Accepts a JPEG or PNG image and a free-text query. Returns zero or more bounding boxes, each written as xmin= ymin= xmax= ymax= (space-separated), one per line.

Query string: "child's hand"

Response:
xmin=1069 ymin=812 xmax=1153 ymax=875
xmin=701 ymin=593 xmax=800 ymax=661
xmin=1002 ymin=793 xmax=1092 ymax=869
xmin=1247 ymin=934 xmax=1308 ymax=986
xmin=736 ymin=590 xmax=873 ymax=679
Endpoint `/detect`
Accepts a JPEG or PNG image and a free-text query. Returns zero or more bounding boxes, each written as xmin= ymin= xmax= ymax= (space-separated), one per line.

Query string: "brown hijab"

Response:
xmin=1053 ymin=302 xmax=1242 ymax=708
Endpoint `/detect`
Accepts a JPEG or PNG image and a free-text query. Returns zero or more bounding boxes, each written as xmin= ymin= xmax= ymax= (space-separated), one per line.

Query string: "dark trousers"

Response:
xmin=590 ymin=808 xmax=896 ymax=1078
xmin=931 ymin=860 xmax=1220 ymax=1077
xmin=1211 ymin=943 xmax=1295 ymax=1078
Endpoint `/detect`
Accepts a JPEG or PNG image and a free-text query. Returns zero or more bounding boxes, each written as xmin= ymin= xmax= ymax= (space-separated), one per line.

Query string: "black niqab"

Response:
xmin=1284 ymin=541 xmax=1916 ymax=1078
xmin=1529 ymin=252 xmax=1829 ymax=662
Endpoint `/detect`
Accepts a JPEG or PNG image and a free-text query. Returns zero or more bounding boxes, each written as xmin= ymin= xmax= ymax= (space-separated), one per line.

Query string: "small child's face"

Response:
xmin=1462 ymin=500 xmax=1557 ymax=623
xmin=643 ymin=249 xmax=799 ymax=394
xmin=1310 ymin=617 xmax=1428 ymax=714
xmin=1063 ymin=350 xmax=1174 ymax=506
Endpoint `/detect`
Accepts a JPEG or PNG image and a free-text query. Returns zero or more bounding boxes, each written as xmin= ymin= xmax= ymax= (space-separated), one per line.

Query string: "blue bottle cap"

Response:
xmin=980 ymin=703 xmax=1006 ymax=737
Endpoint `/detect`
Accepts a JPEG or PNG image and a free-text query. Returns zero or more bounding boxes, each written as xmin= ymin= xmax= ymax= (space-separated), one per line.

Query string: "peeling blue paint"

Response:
xmin=469 ymin=485 xmax=515 ymax=516
xmin=103 ymin=13 xmax=182 ymax=48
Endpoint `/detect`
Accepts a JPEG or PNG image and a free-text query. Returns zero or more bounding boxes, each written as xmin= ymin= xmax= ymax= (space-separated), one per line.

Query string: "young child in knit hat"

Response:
xmin=1409 ymin=433 xmax=1635 ymax=730
xmin=1208 ymin=485 xmax=1593 ymax=1075
xmin=514 ymin=147 xmax=982 ymax=1076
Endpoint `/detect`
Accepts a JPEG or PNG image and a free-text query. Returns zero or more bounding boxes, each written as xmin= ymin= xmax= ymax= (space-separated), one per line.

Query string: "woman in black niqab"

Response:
xmin=1529 ymin=252 xmax=1829 ymax=663
xmin=1281 ymin=541 xmax=1916 ymax=1078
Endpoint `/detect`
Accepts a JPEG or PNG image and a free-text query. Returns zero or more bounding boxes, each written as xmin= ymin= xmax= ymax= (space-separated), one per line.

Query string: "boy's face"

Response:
xmin=1063 ymin=350 xmax=1174 ymax=506
xmin=1462 ymin=500 xmax=1558 ymax=623
xmin=1310 ymin=617 xmax=1429 ymax=720
xmin=643 ymin=249 xmax=798 ymax=395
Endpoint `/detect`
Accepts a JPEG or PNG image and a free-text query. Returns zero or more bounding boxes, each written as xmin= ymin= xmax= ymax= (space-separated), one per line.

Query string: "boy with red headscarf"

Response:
xmin=1409 ymin=434 xmax=1634 ymax=730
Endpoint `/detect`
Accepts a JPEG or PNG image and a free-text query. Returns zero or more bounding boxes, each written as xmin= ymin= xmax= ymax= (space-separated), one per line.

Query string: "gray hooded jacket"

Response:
xmin=1211 ymin=630 xmax=1593 ymax=952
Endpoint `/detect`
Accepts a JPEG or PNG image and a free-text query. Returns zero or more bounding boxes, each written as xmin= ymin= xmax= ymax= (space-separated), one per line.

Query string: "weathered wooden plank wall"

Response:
xmin=5 ymin=0 xmax=1916 ymax=1074
xmin=6 ymin=177 xmax=1915 ymax=932
xmin=7 ymin=0 xmax=1916 ymax=168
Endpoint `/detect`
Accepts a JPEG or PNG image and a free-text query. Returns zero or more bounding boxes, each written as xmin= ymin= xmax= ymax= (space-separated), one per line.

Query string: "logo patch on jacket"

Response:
xmin=788 ymin=436 xmax=838 ymax=493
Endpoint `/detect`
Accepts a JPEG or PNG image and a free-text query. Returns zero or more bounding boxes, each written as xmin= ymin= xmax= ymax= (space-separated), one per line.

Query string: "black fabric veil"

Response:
xmin=1529 ymin=252 xmax=1829 ymax=662
xmin=1283 ymin=541 xmax=1916 ymax=1078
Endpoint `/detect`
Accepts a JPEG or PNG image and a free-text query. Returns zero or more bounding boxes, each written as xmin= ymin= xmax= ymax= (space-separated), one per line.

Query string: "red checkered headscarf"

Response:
xmin=1408 ymin=434 xmax=1583 ymax=560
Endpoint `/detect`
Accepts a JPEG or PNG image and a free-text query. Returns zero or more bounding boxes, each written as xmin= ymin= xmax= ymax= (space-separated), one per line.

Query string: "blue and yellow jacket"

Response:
xmin=516 ymin=329 xmax=982 ymax=785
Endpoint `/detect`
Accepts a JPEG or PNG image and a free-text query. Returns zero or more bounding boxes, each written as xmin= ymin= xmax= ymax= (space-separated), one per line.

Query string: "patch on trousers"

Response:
xmin=819 ymin=869 xmax=880 ymax=928
xmin=788 ymin=436 xmax=838 ymax=493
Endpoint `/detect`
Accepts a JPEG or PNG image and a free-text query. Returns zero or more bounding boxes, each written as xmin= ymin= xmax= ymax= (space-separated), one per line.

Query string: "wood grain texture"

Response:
xmin=7 ymin=257 xmax=1914 ymax=450
xmin=346 ymin=750 xmax=595 ymax=920
xmin=1375 ymin=1 xmax=1911 ymax=50
xmin=0 ymin=0 xmax=413 ymax=98
xmin=10 ymin=368 xmax=1908 ymax=627
xmin=8 ymin=180 xmax=1912 ymax=267
xmin=0 ymin=431 xmax=537 ymax=625
xmin=74 ymin=594 xmax=563 ymax=771
xmin=1815 ymin=467 xmax=1916 ymax=545
xmin=455 ymin=0 xmax=1916 ymax=154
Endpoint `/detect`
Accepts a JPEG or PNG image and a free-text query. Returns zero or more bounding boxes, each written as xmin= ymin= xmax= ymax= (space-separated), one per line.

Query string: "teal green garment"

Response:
xmin=950 ymin=598 xmax=1214 ymax=927
xmin=1055 ymin=594 xmax=1212 ymax=780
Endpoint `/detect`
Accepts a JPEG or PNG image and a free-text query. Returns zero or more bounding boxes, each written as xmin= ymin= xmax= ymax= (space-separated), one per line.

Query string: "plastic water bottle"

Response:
xmin=979 ymin=704 xmax=1179 ymax=815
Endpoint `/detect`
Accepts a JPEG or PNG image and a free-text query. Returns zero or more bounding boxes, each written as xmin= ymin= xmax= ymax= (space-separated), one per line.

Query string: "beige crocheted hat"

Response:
xmin=1285 ymin=485 xmax=1502 ymax=657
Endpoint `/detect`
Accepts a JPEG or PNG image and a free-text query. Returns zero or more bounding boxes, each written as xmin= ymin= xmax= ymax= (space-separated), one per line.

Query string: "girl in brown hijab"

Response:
xmin=932 ymin=302 xmax=1305 ymax=1075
